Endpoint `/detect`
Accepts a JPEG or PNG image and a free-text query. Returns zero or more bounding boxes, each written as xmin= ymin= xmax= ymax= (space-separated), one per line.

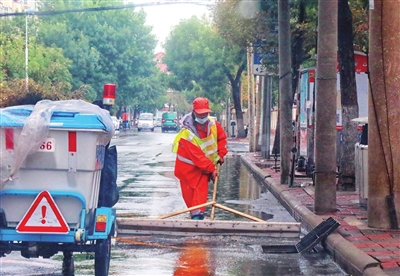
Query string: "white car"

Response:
xmin=137 ymin=113 xmax=155 ymax=132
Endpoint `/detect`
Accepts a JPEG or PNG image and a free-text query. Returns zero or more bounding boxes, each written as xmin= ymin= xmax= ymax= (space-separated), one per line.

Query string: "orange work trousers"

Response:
xmin=179 ymin=172 xmax=209 ymax=212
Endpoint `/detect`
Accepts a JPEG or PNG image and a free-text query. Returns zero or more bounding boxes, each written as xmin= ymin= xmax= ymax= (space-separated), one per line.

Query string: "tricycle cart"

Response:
xmin=0 ymin=100 xmax=118 ymax=276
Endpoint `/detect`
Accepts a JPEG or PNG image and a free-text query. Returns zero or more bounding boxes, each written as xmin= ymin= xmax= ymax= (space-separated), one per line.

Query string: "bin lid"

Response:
xmin=0 ymin=106 xmax=111 ymax=132
xmin=0 ymin=107 xmax=31 ymax=127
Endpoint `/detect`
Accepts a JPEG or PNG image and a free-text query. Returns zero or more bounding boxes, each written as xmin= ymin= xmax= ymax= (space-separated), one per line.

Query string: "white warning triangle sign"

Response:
xmin=16 ymin=190 xmax=69 ymax=234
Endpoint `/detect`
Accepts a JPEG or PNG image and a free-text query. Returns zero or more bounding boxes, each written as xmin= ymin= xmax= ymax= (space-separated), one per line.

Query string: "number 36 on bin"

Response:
xmin=39 ymin=138 xmax=55 ymax=152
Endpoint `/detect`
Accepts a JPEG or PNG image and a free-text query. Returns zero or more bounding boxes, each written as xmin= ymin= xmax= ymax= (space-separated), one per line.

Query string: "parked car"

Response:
xmin=111 ymin=116 xmax=121 ymax=130
xmin=161 ymin=112 xmax=179 ymax=132
xmin=138 ymin=112 xmax=155 ymax=132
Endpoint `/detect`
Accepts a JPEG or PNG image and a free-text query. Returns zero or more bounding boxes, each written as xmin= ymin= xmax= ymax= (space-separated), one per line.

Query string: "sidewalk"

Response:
xmin=227 ymin=138 xmax=400 ymax=276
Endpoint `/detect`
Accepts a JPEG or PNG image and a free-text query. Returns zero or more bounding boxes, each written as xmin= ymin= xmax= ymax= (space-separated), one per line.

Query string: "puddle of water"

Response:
xmin=210 ymin=156 xmax=296 ymax=223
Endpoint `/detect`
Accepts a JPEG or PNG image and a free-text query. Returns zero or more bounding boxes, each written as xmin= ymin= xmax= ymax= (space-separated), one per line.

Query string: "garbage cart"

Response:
xmin=0 ymin=100 xmax=118 ymax=276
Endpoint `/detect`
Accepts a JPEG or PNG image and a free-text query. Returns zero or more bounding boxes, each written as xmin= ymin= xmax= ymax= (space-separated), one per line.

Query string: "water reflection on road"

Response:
xmin=173 ymin=239 xmax=215 ymax=276
xmin=211 ymin=156 xmax=295 ymax=222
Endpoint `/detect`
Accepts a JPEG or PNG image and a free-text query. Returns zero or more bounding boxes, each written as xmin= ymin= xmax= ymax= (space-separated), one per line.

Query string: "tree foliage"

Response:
xmin=37 ymin=0 xmax=162 ymax=109
xmin=0 ymin=79 xmax=88 ymax=107
xmin=349 ymin=0 xmax=369 ymax=52
xmin=163 ymin=16 xmax=228 ymax=115
xmin=1 ymin=0 xmax=166 ymax=112
xmin=212 ymin=0 xmax=271 ymax=137
xmin=0 ymin=16 xmax=72 ymax=89
xmin=286 ymin=0 xmax=368 ymax=68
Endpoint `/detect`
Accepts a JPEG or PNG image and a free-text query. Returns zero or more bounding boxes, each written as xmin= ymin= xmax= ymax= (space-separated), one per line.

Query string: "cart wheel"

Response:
xmin=62 ymin=251 xmax=74 ymax=276
xmin=94 ymin=235 xmax=111 ymax=276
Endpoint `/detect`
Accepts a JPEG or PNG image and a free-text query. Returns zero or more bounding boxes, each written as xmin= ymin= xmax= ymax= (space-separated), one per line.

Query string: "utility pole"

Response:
xmin=255 ymin=76 xmax=261 ymax=151
xmin=278 ymin=0 xmax=292 ymax=184
xmin=368 ymin=0 xmax=399 ymax=229
xmin=314 ymin=0 xmax=338 ymax=212
xmin=261 ymin=75 xmax=272 ymax=159
xmin=249 ymin=48 xmax=256 ymax=151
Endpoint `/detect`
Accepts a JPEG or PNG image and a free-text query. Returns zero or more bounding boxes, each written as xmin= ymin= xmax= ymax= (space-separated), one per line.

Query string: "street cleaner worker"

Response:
xmin=172 ymin=97 xmax=228 ymax=220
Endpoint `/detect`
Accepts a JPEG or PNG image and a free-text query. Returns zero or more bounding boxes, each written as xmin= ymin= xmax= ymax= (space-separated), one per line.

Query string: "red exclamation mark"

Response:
xmin=41 ymin=205 xmax=46 ymax=224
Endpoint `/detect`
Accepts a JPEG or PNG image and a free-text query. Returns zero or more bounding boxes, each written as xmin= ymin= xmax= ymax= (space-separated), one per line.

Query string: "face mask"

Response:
xmin=195 ymin=116 xmax=208 ymax=124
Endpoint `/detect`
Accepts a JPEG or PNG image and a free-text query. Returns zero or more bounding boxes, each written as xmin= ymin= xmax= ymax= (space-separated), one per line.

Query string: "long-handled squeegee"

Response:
xmin=117 ymin=165 xmax=301 ymax=237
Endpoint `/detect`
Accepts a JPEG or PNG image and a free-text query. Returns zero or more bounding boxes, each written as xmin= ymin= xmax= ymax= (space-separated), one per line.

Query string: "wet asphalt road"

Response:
xmin=0 ymin=127 xmax=347 ymax=275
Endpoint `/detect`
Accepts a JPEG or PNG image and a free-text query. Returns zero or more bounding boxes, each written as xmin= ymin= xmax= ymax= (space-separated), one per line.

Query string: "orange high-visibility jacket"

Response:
xmin=173 ymin=116 xmax=227 ymax=188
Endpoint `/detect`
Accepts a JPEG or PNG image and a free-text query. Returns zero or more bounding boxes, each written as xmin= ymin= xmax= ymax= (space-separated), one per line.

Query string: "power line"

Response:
xmin=0 ymin=1 xmax=212 ymax=18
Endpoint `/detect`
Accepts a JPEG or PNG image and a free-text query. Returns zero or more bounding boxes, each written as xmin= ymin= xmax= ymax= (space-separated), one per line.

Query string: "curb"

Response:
xmin=241 ymin=154 xmax=387 ymax=276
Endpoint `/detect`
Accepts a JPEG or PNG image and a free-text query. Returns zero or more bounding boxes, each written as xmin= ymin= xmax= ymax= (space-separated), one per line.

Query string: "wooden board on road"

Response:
xmin=116 ymin=218 xmax=301 ymax=237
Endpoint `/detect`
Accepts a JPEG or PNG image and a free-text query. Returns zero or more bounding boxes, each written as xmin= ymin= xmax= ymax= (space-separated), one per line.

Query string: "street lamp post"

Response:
xmin=25 ymin=9 xmax=35 ymax=92
xmin=25 ymin=13 xmax=28 ymax=92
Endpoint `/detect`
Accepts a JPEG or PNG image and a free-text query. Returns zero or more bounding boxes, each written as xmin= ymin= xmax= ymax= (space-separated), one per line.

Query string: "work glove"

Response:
xmin=217 ymin=156 xmax=224 ymax=165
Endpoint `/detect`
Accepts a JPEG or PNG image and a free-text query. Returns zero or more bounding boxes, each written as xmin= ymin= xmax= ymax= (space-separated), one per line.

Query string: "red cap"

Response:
xmin=193 ymin=97 xmax=212 ymax=114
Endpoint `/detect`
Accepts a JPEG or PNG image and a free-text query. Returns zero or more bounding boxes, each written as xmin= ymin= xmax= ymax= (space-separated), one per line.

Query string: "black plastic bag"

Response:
xmin=98 ymin=145 xmax=119 ymax=207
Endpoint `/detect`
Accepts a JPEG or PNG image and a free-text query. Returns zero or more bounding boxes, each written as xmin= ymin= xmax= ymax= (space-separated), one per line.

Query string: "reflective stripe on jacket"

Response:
xmin=172 ymin=118 xmax=219 ymax=165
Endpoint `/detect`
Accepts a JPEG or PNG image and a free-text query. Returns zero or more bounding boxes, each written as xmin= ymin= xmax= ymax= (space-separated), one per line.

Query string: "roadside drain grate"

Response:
xmin=262 ymin=217 xmax=340 ymax=254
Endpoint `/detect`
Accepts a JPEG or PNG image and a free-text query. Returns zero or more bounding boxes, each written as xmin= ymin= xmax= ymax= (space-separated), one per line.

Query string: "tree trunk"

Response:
xmin=278 ymin=0 xmax=293 ymax=184
xmin=337 ymin=0 xmax=358 ymax=191
xmin=232 ymin=80 xmax=245 ymax=138
xmin=226 ymin=61 xmax=246 ymax=139
xmin=368 ymin=0 xmax=400 ymax=229
xmin=292 ymin=0 xmax=306 ymax=96
xmin=314 ymin=0 xmax=338 ymax=213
